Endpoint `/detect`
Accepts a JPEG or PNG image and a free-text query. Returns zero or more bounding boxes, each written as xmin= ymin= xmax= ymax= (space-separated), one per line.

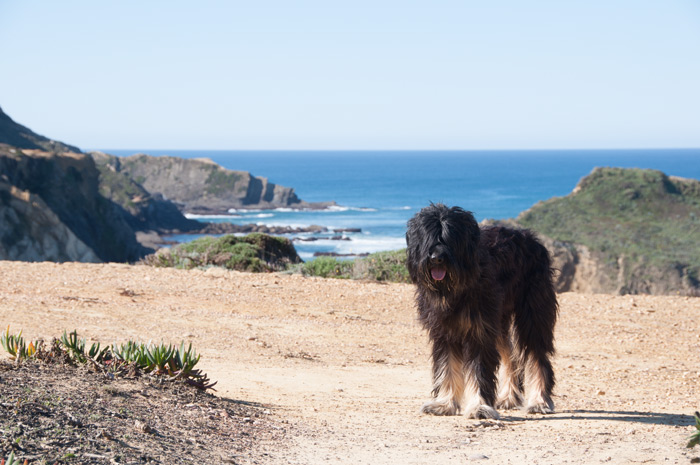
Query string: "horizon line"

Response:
xmin=91 ymin=147 xmax=700 ymax=153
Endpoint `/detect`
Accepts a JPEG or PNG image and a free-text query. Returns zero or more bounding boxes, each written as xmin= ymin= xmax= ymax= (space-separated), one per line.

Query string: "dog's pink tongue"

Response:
xmin=431 ymin=267 xmax=446 ymax=281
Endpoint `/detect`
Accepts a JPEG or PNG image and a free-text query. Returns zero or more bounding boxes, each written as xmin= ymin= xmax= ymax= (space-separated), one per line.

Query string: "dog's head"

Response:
xmin=405 ymin=203 xmax=481 ymax=292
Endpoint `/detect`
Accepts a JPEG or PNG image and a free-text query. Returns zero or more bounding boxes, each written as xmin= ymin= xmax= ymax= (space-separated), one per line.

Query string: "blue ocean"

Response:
xmin=104 ymin=149 xmax=700 ymax=261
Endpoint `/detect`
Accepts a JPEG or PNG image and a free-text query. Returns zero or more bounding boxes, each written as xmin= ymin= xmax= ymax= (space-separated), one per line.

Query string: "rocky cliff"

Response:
xmin=90 ymin=152 xmax=201 ymax=233
xmin=0 ymin=105 xmax=334 ymax=263
xmin=0 ymin=145 xmax=150 ymax=262
xmin=0 ymin=105 xmax=211 ymax=262
xmin=113 ymin=153 xmax=334 ymax=213
xmin=511 ymin=167 xmax=700 ymax=296
xmin=0 ymin=180 xmax=100 ymax=262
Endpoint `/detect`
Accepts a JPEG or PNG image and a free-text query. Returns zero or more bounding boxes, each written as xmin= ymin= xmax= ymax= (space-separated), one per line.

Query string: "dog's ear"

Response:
xmin=450 ymin=207 xmax=479 ymax=243
xmin=405 ymin=216 xmax=421 ymax=284
xmin=443 ymin=207 xmax=480 ymax=269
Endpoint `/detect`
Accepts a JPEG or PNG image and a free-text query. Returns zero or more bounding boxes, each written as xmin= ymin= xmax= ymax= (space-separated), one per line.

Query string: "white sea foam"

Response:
xmin=323 ymin=205 xmax=377 ymax=212
xmin=227 ymin=208 xmax=272 ymax=213
xmin=243 ymin=213 xmax=274 ymax=219
xmin=294 ymin=234 xmax=406 ymax=260
xmin=185 ymin=213 xmax=241 ymax=219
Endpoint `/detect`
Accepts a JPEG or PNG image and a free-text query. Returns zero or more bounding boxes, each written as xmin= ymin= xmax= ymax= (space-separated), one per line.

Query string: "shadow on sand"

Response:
xmin=506 ymin=409 xmax=694 ymax=427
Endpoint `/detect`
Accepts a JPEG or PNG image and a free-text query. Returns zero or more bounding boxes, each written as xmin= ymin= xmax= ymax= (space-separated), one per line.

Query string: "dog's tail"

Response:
xmin=513 ymin=233 xmax=558 ymax=412
xmin=515 ymin=233 xmax=558 ymax=354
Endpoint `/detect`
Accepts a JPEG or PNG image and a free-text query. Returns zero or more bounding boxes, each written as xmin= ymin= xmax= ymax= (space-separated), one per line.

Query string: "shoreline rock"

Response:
xmin=191 ymin=223 xmax=330 ymax=235
xmin=313 ymin=251 xmax=370 ymax=258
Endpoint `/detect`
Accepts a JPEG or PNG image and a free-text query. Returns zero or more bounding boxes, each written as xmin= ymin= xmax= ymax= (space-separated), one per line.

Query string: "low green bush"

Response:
xmin=1 ymin=327 xmax=215 ymax=391
xmin=142 ymin=233 xmax=300 ymax=272
xmin=299 ymin=249 xmax=410 ymax=283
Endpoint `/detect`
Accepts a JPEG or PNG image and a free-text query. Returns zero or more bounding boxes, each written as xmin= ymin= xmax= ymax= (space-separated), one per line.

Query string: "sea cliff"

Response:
xmin=0 ymin=106 xmax=335 ymax=262
xmin=495 ymin=167 xmax=700 ymax=296
xmin=0 ymin=145 xmax=148 ymax=262
xmin=105 ymin=152 xmax=335 ymax=214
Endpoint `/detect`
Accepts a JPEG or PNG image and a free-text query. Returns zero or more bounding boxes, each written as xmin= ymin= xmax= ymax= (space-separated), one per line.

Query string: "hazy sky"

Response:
xmin=1 ymin=1 xmax=699 ymax=150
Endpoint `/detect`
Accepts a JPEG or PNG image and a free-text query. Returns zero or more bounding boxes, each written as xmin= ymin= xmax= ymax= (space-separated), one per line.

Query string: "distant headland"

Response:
xmin=0 ymin=105 xmax=336 ymax=261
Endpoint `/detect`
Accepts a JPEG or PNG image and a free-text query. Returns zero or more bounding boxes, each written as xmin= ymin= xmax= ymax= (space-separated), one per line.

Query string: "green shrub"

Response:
xmin=301 ymin=256 xmax=354 ymax=278
xmin=299 ymin=249 xmax=410 ymax=283
xmin=357 ymin=249 xmax=410 ymax=283
xmin=142 ymin=233 xmax=301 ymax=272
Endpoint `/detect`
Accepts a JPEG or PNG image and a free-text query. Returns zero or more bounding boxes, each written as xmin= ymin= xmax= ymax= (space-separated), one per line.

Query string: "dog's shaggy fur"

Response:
xmin=406 ymin=204 xmax=558 ymax=419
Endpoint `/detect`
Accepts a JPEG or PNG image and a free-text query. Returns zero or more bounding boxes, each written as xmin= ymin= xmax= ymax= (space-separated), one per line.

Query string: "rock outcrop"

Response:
xmin=0 ymin=105 xmax=336 ymax=264
xmin=112 ymin=153 xmax=334 ymax=213
xmin=90 ymin=151 xmax=202 ymax=233
xmin=504 ymin=167 xmax=700 ymax=296
xmin=0 ymin=145 xmax=150 ymax=262
xmin=0 ymin=181 xmax=100 ymax=262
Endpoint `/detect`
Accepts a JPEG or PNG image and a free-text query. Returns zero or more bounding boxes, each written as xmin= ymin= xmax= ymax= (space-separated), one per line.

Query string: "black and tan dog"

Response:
xmin=406 ymin=203 xmax=558 ymax=419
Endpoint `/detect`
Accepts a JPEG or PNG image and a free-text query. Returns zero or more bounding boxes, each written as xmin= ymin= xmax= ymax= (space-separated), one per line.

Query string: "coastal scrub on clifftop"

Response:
xmin=0 ymin=105 xmax=335 ymax=262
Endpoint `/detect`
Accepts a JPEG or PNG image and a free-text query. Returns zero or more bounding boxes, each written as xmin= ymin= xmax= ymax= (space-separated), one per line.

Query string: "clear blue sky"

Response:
xmin=1 ymin=1 xmax=699 ymax=150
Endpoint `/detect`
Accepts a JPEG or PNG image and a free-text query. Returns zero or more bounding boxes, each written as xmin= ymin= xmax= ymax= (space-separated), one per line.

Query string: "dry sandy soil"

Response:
xmin=0 ymin=261 xmax=699 ymax=464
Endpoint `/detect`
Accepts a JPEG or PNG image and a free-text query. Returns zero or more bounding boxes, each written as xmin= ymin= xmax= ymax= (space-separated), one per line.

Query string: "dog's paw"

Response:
xmin=421 ymin=400 xmax=460 ymax=416
xmin=465 ymin=405 xmax=500 ymax=420
xmin=526 ymin=400 xmax=555 ymax=415
xmin=496 ymin=392 xmax=523 ymax=410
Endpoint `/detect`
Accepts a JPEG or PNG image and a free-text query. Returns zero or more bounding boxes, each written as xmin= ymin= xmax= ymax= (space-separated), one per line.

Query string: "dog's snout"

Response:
xmin=430 ymin=251 xmax=445 ymax=265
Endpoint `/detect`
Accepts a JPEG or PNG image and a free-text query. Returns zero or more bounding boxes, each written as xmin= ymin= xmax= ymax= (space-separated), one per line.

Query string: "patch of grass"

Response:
xmin=144 ymin=231 xmax=411 ymax=283
xmin=356 ymin=249 xmax=411 ymax=283
xmin=298 ymin=249 xmax=410 ymax=283
xmin=300 ymin=256 xmax=354 ymax=279
xmin=142 ymin=233 xmax=301 ymax=272
xmin=205 ymin=167 xmax=244 ymax=196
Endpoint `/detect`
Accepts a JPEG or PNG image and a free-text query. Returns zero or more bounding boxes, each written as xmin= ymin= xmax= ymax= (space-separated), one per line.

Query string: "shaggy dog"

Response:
xmin=406 ymin=204 xmax=557 ymax=419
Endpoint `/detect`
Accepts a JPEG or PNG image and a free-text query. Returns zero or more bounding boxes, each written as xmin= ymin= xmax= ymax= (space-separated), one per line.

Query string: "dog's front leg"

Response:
xmin=421 ymin=339 xmax=465 ymax=415
xmin=462 ymin=341 xmax=501 ymax=420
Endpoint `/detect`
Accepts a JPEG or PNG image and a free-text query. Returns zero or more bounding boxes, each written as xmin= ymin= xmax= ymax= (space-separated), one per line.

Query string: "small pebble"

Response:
xmin=468 ymin=453 xmax=489 ymax=460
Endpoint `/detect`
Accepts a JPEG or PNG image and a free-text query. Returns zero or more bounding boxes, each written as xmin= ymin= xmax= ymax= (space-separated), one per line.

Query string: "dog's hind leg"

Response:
xmin=421 ymin=340 xmax=465 ymax=416
xmin=514 ymin=274 xmax=557 ymax=414
xmin=522 ymin=348 xmax=555 ymax=414
xmin=496 ymin=333 xmax=524 ymax=410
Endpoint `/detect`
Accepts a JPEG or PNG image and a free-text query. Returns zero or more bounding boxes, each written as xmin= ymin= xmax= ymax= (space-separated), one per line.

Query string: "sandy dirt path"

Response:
xmin=0 ymin=261 xmax=698 ymax=464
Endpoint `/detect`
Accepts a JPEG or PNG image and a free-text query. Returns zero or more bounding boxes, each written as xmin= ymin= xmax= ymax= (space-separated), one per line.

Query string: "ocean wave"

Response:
xmin=227 ymin=208 xmax=264 ymax=213
xmin=322 ymin=205 xmax=378 ymax=213
xmin=294 ymin=234 xmax=406 ymax=259
xmin=226 ymin=205 xmax=380 ymax=214
xmin=185 ymin=213 xmax=241 ymax=219
xmin=242 ymin=213 xmax=274 ymax=219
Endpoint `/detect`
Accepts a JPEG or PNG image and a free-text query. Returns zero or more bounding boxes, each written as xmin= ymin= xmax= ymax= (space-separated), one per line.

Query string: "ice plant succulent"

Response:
xmin=1 ymin=327 xmax=216 ymax=390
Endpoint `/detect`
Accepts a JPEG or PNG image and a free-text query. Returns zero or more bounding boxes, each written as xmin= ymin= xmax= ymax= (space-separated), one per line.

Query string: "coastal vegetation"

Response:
xmin=1 ymin=105 xmax=699 ymax=295
xmin=0 ymin=323 xmax=273 ymax=463
xmin=140 ymin=236 xmax=412 ymax=282
xmin=517 ymin=167 xmax=700 ymax=295
xmin=1 ymin=326 xmax=215 ymax=390
xmin=141 ymin=233 xmax=301 ymax=272
xmin=137 ymin=166 xmax=700 ymax=297
xmin=297 ymin=249 xmax=410 ymax=283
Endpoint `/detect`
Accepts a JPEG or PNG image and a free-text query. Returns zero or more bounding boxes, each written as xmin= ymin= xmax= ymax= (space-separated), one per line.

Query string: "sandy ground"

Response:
xmin=0 ymin=261 xmax=699 ymax=464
